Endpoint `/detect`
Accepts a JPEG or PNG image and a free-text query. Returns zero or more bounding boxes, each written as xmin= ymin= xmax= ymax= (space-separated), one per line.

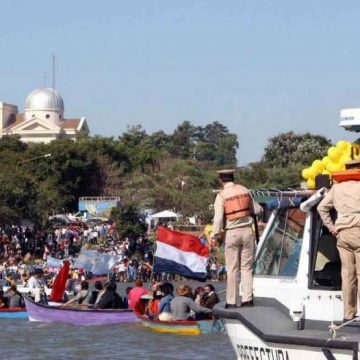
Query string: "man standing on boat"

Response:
xmin=211 ymin=169 xmax=260 ymax=309
xmin=318 ymin=159 xmax=360 ymax=321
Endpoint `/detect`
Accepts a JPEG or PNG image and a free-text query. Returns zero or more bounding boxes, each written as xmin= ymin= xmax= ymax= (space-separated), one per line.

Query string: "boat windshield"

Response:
xmin=254 ymin=208 xmax=306 ymax=277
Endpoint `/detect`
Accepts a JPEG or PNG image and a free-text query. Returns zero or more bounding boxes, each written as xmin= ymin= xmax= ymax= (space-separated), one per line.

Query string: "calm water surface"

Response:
xmin=3 ymin=320 xmax=235 ymax=360
xmin=3 ymin=281 xmax=236 ymax=360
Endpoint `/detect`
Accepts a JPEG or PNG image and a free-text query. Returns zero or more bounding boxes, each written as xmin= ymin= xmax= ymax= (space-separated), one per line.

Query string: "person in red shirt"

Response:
xmin=128 ymin=279 xmax=149 ymax=311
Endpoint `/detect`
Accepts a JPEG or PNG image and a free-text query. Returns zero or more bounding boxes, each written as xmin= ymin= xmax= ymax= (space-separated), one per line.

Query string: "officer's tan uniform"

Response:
xmin=212 ymin=173 xmax=259 ymax=306
xmin=318 ymin=180 xmax=360 ymax=320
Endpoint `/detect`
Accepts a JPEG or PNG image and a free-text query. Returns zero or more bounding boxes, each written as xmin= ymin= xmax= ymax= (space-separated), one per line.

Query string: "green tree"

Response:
xmin=0 ymin=135 xmax=27 ymax=153
xmin=110 ymin=203 xmax=147 ymax=240
xmin=170 ymin=121 xmax=197 ymax=159
xmin=263 ymin=132 xmax=332 ymax=167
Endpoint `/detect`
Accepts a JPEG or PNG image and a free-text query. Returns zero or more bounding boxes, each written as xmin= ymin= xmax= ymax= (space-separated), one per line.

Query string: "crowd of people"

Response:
xmin=0 ymin=263 xmax=222 ymax=324
xmin=130 ymin=279 xmax=220 ymax=321
xmin=59 ymin=277 xmax=221 ymax=321
xmin=0 ymin=222 xmax=226 ymax=288
xmin=0 ymin=219 xmax=227 ymax=315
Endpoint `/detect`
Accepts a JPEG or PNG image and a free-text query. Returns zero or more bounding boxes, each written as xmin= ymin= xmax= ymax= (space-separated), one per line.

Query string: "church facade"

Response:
xmin=0 ymin=87 xmax=89 ymax=143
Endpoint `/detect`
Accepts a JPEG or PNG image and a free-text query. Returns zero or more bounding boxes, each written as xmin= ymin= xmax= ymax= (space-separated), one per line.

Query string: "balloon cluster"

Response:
xmin=302 ymin=140 xmax=354 ymax=189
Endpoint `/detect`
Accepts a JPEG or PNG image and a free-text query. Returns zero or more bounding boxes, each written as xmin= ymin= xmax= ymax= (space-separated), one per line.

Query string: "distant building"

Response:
xmin=0 ymin=87 xmax=89 ymax=143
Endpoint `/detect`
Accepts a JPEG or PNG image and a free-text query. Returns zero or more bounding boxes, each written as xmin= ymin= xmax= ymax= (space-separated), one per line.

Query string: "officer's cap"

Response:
xmin=216 ymin=169 xmax=235 ymax=181
xmin=345 ymin=159 xmax=360 ymax=170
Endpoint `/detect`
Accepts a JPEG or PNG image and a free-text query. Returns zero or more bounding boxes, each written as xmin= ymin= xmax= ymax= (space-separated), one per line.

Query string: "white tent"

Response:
xmin=150 ymin=210 xmax=179 ymax=219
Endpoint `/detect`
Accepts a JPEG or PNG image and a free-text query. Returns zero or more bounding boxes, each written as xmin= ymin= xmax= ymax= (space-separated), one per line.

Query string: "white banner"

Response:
xmin=47 ymin=256 xmax=64 ymax=268
xmin=73 ymin=249 xmax=118 ymax=275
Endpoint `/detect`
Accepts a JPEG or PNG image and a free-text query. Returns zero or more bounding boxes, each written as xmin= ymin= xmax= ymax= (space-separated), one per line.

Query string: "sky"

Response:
xmin=1 ymin=0 xmax=360 ymax=164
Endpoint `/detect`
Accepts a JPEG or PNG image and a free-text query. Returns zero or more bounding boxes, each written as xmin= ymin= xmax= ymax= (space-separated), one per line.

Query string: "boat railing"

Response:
xmin=250 ymin=189 xmax=313 ymax=198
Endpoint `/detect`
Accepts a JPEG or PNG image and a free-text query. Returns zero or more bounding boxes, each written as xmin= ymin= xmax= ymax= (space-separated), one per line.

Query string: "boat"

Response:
xmin=24 ymin=296 xmax=137 ymax=325
xmin=0 ymin=307 xmax=27 ymax=319
xmin=3 ymin=285 xmax=72 ymax=299
xmin=213 ymin=188 xmax=360 ymax=360
xmin=137 ymin=314 xmax=224 ymax=335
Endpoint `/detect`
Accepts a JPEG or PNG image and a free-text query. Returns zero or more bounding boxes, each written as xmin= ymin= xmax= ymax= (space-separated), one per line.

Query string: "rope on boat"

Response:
xmin=328 ymin=317 xmax=360 ymax=339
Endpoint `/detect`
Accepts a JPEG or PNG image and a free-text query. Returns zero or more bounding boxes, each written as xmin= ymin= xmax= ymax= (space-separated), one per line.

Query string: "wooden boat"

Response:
xmin=24 ymin=296 xmax=137 ymax=326
xmin=137 ymin=314 xmax=224 ymax=335
xmin=0 ymin=307 xmax=27 ymax=319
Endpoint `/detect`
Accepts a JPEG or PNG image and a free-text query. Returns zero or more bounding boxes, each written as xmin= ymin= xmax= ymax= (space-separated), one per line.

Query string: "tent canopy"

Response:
xmin=150 ymin=210 xmax=179 ymax=219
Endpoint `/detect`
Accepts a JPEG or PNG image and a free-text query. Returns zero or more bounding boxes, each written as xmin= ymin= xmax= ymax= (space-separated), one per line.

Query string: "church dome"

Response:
xmin=25 ymin=87 xmax=64 ymax=112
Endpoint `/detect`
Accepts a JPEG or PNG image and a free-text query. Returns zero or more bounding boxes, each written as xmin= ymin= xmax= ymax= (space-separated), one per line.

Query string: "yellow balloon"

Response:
xmin=322 ymin=156 xmax=331 ymax=166
xmin=328 ymin=146 xmax=341 ymax=162
xmin=330 ymin=163 xmax=344 ymax=172
xmin=302 ymin=168 xmax=310 ymax=180
xmin=327 ymin=161 xmax=339 ymax=172
xmin=336 ymin=140 xmax=348 ymax=152
xmin=307 ymin=167 xmax=317 ymax=179
xmin=339 ymin=154 xmax=351 ymax=165
xmin=312 ymin=159 xmax=324 ymax=173
xmin=307 ymin=178 xmax=315 ymax=189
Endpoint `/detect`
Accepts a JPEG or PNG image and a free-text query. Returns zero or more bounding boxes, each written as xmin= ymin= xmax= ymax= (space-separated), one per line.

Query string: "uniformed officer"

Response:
xmin=318 ymin=160 xmax=360 ymax=321
xmin=211 ymin=169 xmax=259 ymax=309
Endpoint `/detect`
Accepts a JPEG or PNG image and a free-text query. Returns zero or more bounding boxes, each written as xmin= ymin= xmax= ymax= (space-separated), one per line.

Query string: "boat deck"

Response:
xmin=213 ymin=298 xmax=360 ymax=351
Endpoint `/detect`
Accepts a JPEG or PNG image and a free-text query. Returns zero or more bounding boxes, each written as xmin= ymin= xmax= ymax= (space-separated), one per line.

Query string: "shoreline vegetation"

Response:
xmin=0 ymin=122 xmax=331 ymax=229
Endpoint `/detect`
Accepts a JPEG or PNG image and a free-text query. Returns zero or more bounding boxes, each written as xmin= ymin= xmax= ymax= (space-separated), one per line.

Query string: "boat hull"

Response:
xmin=137 ymin=315 xmax=224 ymax=335
xmin=24 ymin=297 xmax=137 ymax=326
xmin=224 ymin=319 xmax=357 ymax=360
xmin=0 ymin=308 xmax=27 ymax=319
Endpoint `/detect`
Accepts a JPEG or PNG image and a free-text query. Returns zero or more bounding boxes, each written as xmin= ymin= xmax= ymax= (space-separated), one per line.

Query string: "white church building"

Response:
xmin=0 ymin=87 xmax=89 ymax=143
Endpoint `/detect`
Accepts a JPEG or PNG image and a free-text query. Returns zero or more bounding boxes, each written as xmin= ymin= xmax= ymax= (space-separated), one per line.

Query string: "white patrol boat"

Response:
xmin=214 ymin=188 xmax=360 ymax=360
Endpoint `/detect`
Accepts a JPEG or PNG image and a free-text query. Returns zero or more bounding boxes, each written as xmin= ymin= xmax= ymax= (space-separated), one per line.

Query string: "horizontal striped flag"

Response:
xmin=153 ymin=226 xmax=209 ymax=281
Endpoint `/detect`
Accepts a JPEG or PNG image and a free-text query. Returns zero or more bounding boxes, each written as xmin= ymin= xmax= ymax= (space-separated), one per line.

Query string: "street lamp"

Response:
xmin=17 ymin=153 xmax=52 ymax=169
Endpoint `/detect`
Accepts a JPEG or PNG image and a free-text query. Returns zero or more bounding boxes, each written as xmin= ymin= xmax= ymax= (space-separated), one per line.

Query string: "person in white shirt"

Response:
xmin=27 ymin=269 xmax=46 ymax=289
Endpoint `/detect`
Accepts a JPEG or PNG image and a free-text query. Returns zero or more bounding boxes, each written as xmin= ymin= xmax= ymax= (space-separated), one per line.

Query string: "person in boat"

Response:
xmin=4 ymin=274 xmax=16 ymax=287
xmin=146 ymin=282 xmax=163 ymax=317
xmin=88 ymin=280 xmax=103 ymax=306
xmin=184 ymin=285 xmax=195 ymax=300
xmin=317 ymin=159 xmax=360 ymax=321
xmin=27 ymin=268 xmax=46 ymax=289
xmin=200 ymin=284 xmax=219 ymax=310
xmin=170 ymin=285 xmax=212 ymax=321
xmin=6 ymin=285 xmax=24 ymax=308
xmin=128 ymin=279 xmax=149 ymax=310
xmin=194 ymin=286 xmax=205 ymax=305
xmin=95 ymin=282 xmax=123 ymax=309
xmin=0 ymin=290 xmax=8 ymax=308
xmin=122 ymin=286 xmax=132 ymax=309
xmin=158 ymin=282 xmax=174 ymax=321
xmin=63 ymin=280 xmax=90 ymax=306
xmin=211 ymin=169 xmax=261 ymax=309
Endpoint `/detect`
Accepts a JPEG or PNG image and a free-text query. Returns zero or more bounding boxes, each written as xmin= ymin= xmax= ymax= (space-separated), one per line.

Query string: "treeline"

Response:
xmin=0 ymin=122 xmax=332 ymax=226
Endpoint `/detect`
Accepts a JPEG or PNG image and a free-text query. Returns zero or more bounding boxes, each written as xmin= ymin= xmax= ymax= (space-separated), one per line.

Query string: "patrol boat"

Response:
xmin=213 ymin=188 xmax=360 ymax=360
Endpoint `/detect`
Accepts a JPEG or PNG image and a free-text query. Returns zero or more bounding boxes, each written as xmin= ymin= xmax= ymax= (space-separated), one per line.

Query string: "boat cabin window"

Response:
xmin=254 ymin=208 xmax=305 ymax=277
xmin=310 ymin=211 xmax=341 ymax=290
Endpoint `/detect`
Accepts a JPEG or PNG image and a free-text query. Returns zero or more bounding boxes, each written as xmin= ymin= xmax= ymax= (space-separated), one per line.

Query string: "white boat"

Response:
xmin=3 ymin=285 xmax=72 ymax=301
xmin=214 ymin=189 xmax=360 ymax=360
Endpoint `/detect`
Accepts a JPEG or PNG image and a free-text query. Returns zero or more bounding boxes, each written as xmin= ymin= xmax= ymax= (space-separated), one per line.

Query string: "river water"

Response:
xmin=3 ymin=281 xmax=236 ymax=360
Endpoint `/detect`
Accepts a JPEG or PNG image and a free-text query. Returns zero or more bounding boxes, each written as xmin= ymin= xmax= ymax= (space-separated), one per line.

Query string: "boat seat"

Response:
xmin=313 ymin=261 xmax=341 ymax=289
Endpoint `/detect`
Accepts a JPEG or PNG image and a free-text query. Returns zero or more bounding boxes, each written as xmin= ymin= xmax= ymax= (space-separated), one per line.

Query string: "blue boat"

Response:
xmin=0 ymin=308 xmax=27 ymax=319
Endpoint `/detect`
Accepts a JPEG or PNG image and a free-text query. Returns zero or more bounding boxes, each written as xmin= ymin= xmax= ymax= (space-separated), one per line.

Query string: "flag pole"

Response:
xmin=148 ymin=235 xmax=157 ymax=290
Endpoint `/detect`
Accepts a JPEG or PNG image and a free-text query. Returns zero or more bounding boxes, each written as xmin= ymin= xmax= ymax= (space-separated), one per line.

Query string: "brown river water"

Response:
xmin=3 ymin=281 xmax=235 ymax=360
